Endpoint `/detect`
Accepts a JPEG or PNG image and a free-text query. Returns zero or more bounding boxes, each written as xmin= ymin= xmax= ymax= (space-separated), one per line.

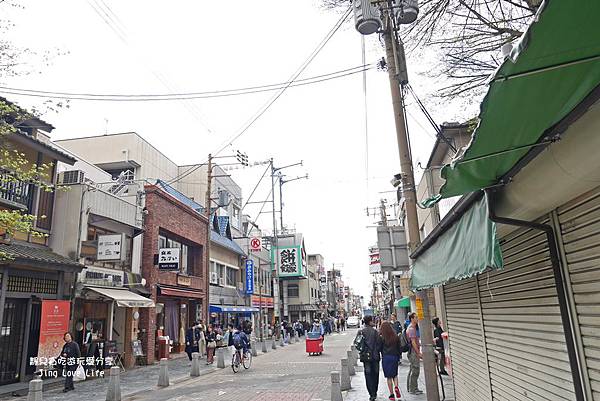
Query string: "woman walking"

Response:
xmin=380 ymin=321 xmax=403 ymax=400
xmin=60 ymin=332 xmax=81 ymax=393
xmin=205 ymin=324 xmax=217 ymax=364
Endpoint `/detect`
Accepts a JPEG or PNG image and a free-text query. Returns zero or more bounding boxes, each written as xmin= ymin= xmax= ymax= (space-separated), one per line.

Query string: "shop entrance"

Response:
xmin=0 ymin=299 xmax=27 ymax=385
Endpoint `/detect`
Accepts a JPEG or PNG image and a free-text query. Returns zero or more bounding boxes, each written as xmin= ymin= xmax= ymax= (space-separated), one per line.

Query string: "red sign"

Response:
xmin=250 ymin=237 xmax=262 ymax=252
xmin=38 ymin=300 xmax=71 ymax=360
xmin=251 ymin=295 xmax=274 ymax=308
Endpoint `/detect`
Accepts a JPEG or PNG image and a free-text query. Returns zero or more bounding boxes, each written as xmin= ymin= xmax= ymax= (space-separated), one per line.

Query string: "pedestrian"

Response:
xmin=406 ymin=312 xmax=423 ymax=395
xmin=59 ymin=332 xmax=81 ymax=393
xmin=432 ymin=317 xmax=449 ymax=375
xmin=185 ymin=322 xmax=201 ymax=361
xmin=390 ymin=314 xmax=402 ymax=334
xmin=224 ymin=324 xmax=235 ymax=355
xmin=205 ymin=324 xmax=217 ymax=365
xmin=357 ymin=315 xmax=382 ymax=401
xmin=380 ymin=321 xmax=403 ymax=400
xmin=341 ymin=317 xmax=346 ymax=331
xmin=198 ymin=320 xmax=206 ymax=358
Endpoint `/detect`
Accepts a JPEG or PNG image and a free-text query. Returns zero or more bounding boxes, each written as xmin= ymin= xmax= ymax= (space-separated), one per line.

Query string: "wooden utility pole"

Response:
xmin=204 ymin=154 xmax=213 ymax=325
xmin=382 ymin=7 xmax=440 ymax=399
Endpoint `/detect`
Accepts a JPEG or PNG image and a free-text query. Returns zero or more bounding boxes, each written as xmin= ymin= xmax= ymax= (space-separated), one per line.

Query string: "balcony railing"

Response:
xmin=0 ymin=170 xmax=34 ymax=210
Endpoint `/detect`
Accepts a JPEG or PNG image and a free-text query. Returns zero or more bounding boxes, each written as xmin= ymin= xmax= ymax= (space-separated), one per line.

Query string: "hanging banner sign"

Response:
xmin=38 ymin=300 xmax=71 ymax=361
xmin=245 ymin=260 xmax=254 ymax=295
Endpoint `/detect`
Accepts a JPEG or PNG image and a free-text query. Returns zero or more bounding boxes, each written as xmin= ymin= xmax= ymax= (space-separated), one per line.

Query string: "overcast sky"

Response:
xmin=1 ymin=0 xmax=473 ymax=298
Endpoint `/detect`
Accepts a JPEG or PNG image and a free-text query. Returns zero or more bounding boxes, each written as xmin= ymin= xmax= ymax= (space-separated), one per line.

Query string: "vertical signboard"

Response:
xmin=245 ymin=259 xmax=254 ymax=295
xmin=415 ymin=297 xmax=424 ymax=320
xmin=369 ymin=247 xmax=381 ymax=274
xmin=38 ymin=300 xmax=71 ymax=360
xmin=274 ymin=246 xmax=303 ymax=277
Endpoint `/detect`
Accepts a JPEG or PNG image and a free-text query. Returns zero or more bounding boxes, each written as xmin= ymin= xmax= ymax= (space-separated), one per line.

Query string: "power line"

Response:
xmin=0 ymin=64 xmax=374 ymax=101
xmin=210 ymin=5 xmax=353 ymax=157
xmin=242 ymin=163 xmax=272 ymax=211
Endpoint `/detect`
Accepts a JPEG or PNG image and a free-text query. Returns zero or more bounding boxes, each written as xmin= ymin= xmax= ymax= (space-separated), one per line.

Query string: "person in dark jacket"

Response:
xmin=432 ymin=317 xmax=449 ymax=375
xmin=185 ymin=322 xmax=201 ymax=361
xmin=380 ymin=321 xmax=403 ymax=400
xmin=60 ymin=332 xmax=81 ymax=392
xmin=358 ymin=315 xmax=382 ymax=401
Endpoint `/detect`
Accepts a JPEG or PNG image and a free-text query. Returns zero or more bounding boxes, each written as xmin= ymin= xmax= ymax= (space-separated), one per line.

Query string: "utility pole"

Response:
xmin=381 ymin=4 xmax=439 ymax=399
xmin=270 ymin=159 xmax=280 ymax=337
xmin=204 ymin=154 xmax=213 ymax=325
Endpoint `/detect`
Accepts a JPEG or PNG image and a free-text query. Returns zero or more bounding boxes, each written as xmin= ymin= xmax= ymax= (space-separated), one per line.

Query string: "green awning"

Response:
xmin=410 ymin=195 xmax=503 ymax=290
xmin=434 ymin=0 xmax=600 ymax=201
xmin=395 ymin=297 xmax=410 ymax=308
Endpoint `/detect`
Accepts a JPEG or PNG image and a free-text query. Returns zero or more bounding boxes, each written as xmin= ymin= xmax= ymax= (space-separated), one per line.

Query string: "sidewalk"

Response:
xmin=0 ymin=351 xmax=218 ymax=401
xmin=344 ymin=356 xmax=455 ymax=401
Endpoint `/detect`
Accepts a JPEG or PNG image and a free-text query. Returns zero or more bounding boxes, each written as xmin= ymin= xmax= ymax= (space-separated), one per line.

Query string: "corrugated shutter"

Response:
xmin=558 ymin=187 xmax=600 ymax=401
xmin=444 ymin=278 xmax=492 ymax=401
xmin=480 ymin=224 xmax=576 ymax=400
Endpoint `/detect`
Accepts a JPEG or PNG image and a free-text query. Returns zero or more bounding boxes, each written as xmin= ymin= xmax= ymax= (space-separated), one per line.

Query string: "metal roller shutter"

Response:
xmin=557 ymin=186 xmax=600 ymax=401
xmin=480 ymin=224 xmax=576 ymax=401
xmin=444 ymin=278 xmax=492 ymax=401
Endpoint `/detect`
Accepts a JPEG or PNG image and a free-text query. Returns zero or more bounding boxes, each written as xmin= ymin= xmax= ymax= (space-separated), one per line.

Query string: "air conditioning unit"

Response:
xmin=210 ymin=272 xmax=218 ymax=284
xmin=218 ymin=277 xmax=225 ymax=286
xmin=57 ymin=170 xmax=85 ymax=185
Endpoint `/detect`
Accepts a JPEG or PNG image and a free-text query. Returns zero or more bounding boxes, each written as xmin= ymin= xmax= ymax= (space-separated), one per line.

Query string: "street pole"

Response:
xmin=204 ymin=154 xmax=212 ymax=326
xmin=270 ymin=159 xmax=280 ymax=338
xmin=278 ymin=172 xmax=284 ymax=233
xmin=382 ymin=8 xmax=440 ymax=400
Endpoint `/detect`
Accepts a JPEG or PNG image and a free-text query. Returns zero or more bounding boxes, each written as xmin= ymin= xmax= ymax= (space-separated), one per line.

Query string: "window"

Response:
xmin=217 ymin=263 xmax=225 ymax=284
xmin=231 ymin=206 xmax=241 ymax=229
xmin=158 ymin=235 xmax=167 ymax=250
xmin=288 ymin=284 xmax=299 ymax=298
xmin=226 ymin=267 xmax=237 ymax=287
xmin=210 ymin=262 xmax=218 ymax=284
xmin=181 ymin=244 xmax=189 ymax=275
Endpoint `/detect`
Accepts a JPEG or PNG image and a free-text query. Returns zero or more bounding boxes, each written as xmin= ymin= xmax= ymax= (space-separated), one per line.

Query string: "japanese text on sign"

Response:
xmin=158 ymin=248 xmax=180 ymax=270
xmin=245 ymin=259 xmax=254 ymax=295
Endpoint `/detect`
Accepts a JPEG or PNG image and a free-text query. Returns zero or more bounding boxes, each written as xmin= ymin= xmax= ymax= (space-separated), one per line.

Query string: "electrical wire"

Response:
xmin=210 ymin=5 xmax=353 ymax=158
xmin=242 ymin=163 xmax=272 ymax=211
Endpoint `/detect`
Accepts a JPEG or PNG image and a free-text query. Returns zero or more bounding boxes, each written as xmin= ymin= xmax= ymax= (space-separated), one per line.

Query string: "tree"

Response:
xmin=323 ymin=0 xmax=538 ymax=99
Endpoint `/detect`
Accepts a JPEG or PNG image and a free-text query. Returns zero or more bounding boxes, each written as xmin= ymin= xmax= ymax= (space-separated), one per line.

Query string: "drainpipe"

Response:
xmin=485 ymin=189 xmax=585 ymax=401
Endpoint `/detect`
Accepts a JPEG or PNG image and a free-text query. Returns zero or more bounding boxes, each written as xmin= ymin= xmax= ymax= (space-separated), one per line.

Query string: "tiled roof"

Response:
xmin=210 ymin=230 xmax=245 ymax=256
xmin=0 ymin=241 xmax=84 ymax=270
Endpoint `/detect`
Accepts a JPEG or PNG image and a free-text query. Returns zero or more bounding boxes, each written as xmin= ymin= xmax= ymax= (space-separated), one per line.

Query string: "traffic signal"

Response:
xmin=236 ymin=150 xmax=249 ymax=166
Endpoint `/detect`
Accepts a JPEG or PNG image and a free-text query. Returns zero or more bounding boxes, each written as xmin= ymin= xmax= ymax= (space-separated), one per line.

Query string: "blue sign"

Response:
xmin=245 ymin=260 xmax=254 ymax=295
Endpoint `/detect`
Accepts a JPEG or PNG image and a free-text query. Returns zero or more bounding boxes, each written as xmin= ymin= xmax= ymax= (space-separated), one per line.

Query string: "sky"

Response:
xmin=1 ymin=0 xmax=473 ymax=298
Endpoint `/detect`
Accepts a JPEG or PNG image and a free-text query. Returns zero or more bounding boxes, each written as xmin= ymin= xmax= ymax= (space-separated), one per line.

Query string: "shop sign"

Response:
xmin=81 ymin=266 xmax=124 ymax=287
xmin=177 ymin=275 xmax=192 ymax=286
xmin=369 ymin=247 xmax=381 ymax=274
xmin=251 ymin=295 xmax=274 ymax=308
xmin=273 ymin=246 xmax=304 ymax=277
xmin=415 ymin=297 xmax=424 ymax=320
xmin=250 ymin=237 xmax=262 ymax=252
xmin=158 ymin=248 xmax=180 ymax=270
xmin=245 ymin=260 xmax=254 ymax=295
xmin=38 ymin=300 xmax=70 ymax=361
xmin=97 ymin=234 xmax=125 ymax=261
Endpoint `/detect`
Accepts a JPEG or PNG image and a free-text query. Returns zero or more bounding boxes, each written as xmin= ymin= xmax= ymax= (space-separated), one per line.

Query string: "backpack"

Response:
xmin=233 ymin=332 xmax=243 ymax=349
xmin=354 ymin=332 xmax=372 ymax=363
xmin=399 ymin=330 xmax=411 ymax=353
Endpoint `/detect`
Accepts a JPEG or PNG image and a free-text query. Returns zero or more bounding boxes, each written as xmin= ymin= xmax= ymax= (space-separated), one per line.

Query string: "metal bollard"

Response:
xmin=272 ymin=337 xmax=277 ymax=350
xmin=331 ymin=371 xmax=343 ymax=401
xmin=27 ymin=378 xmax=43 ymax=401
xmin=251 ymin=341 xmax=258 ymax=357
xmin=158 ymin=358 xmax=169 ymax=387
xmin=261 ymin=340 xmax=268 ymax=353
xmin=347 ymin=351 xmax=356 ymax=376
xmin=190 ymin=352 xmax=201 ymax=377
xmin=340 ymin=358 xmax=351 ymax=391
xmin=106 ymin=366 xmax=121 ymax=401
xmin=216 ymin=347 xmax=226 ymax=369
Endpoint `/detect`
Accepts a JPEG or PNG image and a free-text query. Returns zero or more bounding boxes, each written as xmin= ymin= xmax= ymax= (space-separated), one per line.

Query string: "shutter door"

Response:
xmin=480 ymin=225 xmax=576 ymax=400
xmin=558 ymin=187 xmax=600 ymax=400
xmin=444 ymin=278 xmax=491 ymax=401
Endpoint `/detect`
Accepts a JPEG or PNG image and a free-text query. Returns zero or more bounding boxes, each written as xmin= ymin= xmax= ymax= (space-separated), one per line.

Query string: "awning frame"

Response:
xmin=84 ymin=286 xmax=155 ymax=308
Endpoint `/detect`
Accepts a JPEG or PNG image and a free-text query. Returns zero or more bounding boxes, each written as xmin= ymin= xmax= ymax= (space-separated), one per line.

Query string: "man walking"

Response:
xmin=433 ymin=317 xmax=449 ymax=375
xmin=357 ymin=315 xmax=382 ymax=401
xmin=406 ymin=312 xmax=423 ymax=395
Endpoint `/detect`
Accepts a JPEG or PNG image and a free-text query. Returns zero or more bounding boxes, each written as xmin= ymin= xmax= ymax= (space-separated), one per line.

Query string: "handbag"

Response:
xmin=73 ymin=364 xmax=86 ymax=382
xmin=207 ymin=341 xmax=217 ymax=349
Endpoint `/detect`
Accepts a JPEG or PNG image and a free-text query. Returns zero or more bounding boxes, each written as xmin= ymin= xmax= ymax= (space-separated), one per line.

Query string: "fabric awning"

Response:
xmin=410 ymin=195 xmax=503 ymax=290
xmin=428 ymin=0 xmax=600 ymax=202
xmin=209 ymin=305 xmax=258 ymax=313
xmin=395 ymin=297 xmax=410 ymax=308
xmin=86 ymin=287 xmax=155 ymax=308
xmin=158 ymin=286 xmax=203 ymax=299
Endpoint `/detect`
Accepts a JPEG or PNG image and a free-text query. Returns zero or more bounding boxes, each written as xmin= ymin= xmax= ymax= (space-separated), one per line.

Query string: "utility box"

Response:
xmin=395 ymin=0 xmax=419 ymax=24
xmin=353 ymin=0 xmax=382 ymax=35
xmin=376 ymin=226 xmax=410 ymax=272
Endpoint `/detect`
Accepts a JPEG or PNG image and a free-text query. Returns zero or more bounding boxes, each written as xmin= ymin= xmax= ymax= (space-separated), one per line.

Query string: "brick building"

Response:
xmin=139 ymin=184 xmax=208 ymax=363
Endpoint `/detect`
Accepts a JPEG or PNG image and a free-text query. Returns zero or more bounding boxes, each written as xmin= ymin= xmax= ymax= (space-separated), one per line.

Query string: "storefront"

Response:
xmin=155 ymin=284 xmax=203 ymax=353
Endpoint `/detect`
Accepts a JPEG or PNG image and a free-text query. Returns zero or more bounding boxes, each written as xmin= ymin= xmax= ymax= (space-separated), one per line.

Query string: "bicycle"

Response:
xmin=231 ymin=346 xmax=252 ymax=373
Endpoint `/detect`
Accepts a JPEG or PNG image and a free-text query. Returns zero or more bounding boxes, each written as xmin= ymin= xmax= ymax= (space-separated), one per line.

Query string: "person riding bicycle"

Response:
xmin=232 ymin=327 xmax=250 ymax=357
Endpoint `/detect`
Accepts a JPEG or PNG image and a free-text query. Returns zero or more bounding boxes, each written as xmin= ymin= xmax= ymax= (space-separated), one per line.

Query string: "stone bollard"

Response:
xmin=261 ymin=340 xmax=268 ymax=353
xmin=347 ymin=351 xmax=356 ymax=376
xmin=340 ymin=358 xmax=351 ymax=391
xmin=158 ymin=358 xmax=169 ymax=387
xmin=27 ymin=378 xmax=43 ymax=401
xmin=251 ymin=341 xmax=258 ymax=357
xmin=351 ymin=345 xmax=358 ymax=360
xmin=272 ymin=337 xmax=277 ymax=350
xmin=331 ymin=371 xmax=343 ymax=401
xmin=106 ymin=366 xmax=121 ymax=401
xmin=190 ymin=352 xmax=201 ymax=377
xmin=216 ymin=347 xmax=226 ymax=369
